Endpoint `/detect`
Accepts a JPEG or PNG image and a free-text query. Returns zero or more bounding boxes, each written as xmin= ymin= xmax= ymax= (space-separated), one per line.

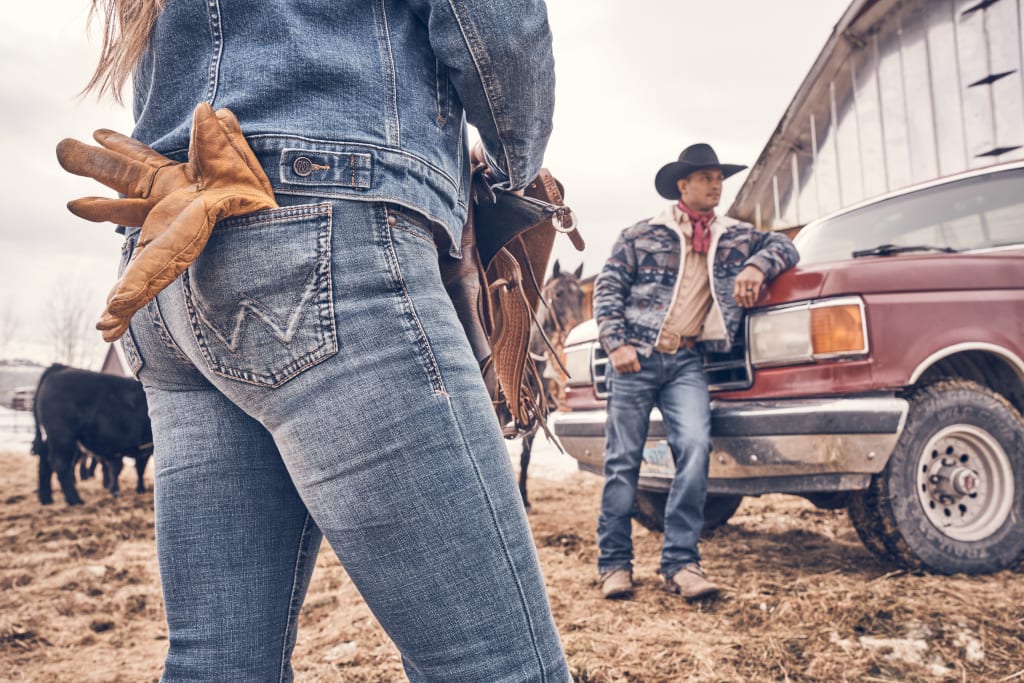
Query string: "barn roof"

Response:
xmin=100 ymin=344 xmax=130 ymax=377
xmin=728 ymin=0 xmax=887 ymax=225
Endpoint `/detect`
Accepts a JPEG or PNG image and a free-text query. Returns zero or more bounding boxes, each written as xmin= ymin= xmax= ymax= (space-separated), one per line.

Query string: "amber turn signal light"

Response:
xmin=811 ymin=303 xmax=866 ymax=355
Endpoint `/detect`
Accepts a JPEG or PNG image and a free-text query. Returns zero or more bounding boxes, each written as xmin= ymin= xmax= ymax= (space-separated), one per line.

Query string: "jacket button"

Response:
xmin=293 ymin=156 xmax=314 ymax=177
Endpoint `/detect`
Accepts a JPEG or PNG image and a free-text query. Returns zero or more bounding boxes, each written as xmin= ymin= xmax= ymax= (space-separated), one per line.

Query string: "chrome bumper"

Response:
xmin=552 ymin=395 xmax=909 ymax=495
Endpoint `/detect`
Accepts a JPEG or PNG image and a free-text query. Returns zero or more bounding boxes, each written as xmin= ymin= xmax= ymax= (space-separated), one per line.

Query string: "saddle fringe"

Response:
xmin=448 ymin=168 xmax=583 ymax=441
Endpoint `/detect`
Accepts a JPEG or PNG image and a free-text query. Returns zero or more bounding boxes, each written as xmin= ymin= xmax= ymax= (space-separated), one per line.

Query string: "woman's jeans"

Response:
xmin=119 ymin=196 xmax=569 ymax=682
xmin=596 ymin=348 xmax=712 ymax=579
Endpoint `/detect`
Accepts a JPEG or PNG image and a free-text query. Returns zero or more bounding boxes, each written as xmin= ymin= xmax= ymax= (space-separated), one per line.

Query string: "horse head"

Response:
xmin=540 ymin=260 xmax=586 ymax=348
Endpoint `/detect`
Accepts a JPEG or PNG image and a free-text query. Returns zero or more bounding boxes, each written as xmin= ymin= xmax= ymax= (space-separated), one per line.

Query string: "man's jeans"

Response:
xmin=119 ymin=196 xmax=569 ymax=683
xmin=597 ymin=348 xmax=712 ymax=578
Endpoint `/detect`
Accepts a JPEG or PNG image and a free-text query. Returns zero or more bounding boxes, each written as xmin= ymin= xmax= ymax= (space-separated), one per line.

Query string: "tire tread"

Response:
xmin=868 ymin=379 xmax=1024 ymax=574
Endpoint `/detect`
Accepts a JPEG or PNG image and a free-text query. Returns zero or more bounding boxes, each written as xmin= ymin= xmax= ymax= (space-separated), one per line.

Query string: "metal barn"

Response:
xmin=730 ymin=0 xmax=1024 ymax=230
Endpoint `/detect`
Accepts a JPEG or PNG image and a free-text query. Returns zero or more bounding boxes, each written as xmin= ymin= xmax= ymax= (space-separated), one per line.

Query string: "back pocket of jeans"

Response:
xmin=182 ymin=203 xmax=337 ymax=387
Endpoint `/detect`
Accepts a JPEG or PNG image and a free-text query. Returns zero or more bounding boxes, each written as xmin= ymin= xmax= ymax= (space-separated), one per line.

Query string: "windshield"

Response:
xmin=793 ymin=167 xmax=1024 ymax=265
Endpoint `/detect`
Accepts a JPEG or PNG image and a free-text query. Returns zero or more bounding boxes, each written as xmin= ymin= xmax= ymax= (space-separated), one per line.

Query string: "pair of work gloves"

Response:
xmin=56 ymin=103 xmax=278 ymax=342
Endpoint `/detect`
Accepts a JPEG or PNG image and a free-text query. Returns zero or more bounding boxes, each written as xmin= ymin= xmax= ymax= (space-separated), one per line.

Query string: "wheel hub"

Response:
xmin=916 ymin=425 xmax=1014 ymax=542
xmin=926 ymin=462 xmax=978 ymax=502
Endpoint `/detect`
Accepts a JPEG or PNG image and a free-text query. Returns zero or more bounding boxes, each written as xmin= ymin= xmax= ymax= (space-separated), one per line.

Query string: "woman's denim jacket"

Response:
xmin=594 ymin=203 xmax=800 ymax=356
xmin=131 ymin=0 xmax=555 ymax=252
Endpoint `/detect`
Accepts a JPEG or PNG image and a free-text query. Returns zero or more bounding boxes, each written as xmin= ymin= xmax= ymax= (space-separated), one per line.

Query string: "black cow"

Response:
xmin=31 ymin=364 xmax=153 ymax=505
xmin=78 ymin=448 xmax=100 ymax=481
xmin=77 ymin=444 xmax=147 ymax=499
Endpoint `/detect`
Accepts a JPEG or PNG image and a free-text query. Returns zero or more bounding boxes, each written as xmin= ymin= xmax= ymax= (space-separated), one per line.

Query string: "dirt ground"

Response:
xmin=2 ymin=447 xmax=1022 ymax=683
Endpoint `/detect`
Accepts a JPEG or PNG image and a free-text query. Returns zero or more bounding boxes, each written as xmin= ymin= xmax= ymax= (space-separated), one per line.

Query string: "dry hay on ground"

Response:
xmin=1 ymin=449 xmax=1022 ymax=682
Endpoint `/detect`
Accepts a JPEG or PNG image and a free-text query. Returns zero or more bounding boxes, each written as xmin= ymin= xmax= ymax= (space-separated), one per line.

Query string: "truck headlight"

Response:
xmin=563 ymin=343 xmax=595 ymax=386
xmin=748 ymin=296 xmax=867 ymax=367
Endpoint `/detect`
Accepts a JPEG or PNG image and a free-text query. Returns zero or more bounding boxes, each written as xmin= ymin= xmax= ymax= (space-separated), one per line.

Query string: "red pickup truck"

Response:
xmin=553 ymin=161 xmax=1024 ymax=575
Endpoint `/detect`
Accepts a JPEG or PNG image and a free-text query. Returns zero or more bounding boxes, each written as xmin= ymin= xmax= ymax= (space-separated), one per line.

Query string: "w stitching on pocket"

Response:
xmin=182 ymin=203 xmax=337 ymax=388
xmin=189 ymin=269 xmax=323 ymax=350
xmin=380 ymin=207 xmax=446 ymax=395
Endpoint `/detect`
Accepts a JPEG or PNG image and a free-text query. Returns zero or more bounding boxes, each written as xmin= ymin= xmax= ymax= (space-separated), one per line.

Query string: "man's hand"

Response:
xmin=609 ymin=344 xmax=641 ymax=374
xmin=732 ymin=265 xmax=766 ymax=308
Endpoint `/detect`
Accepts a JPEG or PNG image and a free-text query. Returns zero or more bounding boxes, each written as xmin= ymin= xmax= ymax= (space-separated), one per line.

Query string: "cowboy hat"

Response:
xmin=654 ymin=143 xmax=747 ymax=199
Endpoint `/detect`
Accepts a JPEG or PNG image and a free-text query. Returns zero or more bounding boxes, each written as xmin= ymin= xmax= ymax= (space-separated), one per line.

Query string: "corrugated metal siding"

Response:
xmin=731 ymin=0 xmax=1024 ymax=230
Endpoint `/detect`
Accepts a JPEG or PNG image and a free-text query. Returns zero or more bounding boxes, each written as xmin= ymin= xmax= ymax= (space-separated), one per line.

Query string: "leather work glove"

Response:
xmin=56 ymin=102 xmax=278 ymax=342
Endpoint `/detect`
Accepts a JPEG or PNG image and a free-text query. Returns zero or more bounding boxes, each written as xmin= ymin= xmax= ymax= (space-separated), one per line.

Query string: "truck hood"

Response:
xmin=566 ymin=317 xmax=599 ymax=347
xmin=760 ymin=249 xmax=1024 ymax=306
xmin=564 ymin=249 xmax=1024 ymax=345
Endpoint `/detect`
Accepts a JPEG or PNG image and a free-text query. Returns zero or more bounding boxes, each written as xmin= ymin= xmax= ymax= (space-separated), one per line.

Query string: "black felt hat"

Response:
xmin=654 ymin=143 xmax=747 ymax=199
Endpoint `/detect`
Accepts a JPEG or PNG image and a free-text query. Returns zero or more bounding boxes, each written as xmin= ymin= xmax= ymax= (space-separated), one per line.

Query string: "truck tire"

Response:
xmin=632 ymin=490 xmax=743 ymax=535
xmin=846 ymin=488 xmax=894 ymax=562
xmin=868 ymin=380 xmax=1024 ymax=574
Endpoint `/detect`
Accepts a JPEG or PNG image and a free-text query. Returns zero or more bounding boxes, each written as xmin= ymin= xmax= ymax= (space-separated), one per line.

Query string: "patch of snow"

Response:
xmin=857 ymin=634 xmax=929 ymax=666
xmin=828 ymin=632 xmax=855 ymax=654
xmin=954 ymin=629 xmax=985 ymax=663
xmin=857 ymin=623 xmax=954 ymax=678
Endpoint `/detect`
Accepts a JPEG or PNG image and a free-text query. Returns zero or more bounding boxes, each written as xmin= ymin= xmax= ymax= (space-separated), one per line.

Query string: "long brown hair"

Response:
xmin=83 ymin=0 xmax=164 ymax=102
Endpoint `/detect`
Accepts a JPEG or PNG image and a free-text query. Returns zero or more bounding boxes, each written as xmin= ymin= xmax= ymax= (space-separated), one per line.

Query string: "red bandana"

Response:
xmin=677 ymin=200 xmax=714 ymax=254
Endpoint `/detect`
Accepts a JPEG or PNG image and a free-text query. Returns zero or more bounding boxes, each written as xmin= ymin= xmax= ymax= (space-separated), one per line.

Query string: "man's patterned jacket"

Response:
xmin=594 ymin=203 xmax=800 ymax=356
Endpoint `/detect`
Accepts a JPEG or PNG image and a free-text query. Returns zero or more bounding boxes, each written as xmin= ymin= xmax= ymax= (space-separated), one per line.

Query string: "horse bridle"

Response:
xmin=534 ymin=276 xmax=575 ymax=363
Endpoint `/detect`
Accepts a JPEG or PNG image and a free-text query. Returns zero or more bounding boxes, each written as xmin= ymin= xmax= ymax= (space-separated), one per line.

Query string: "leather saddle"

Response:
xmin=439 ymin=167 xmax=584 ymax=437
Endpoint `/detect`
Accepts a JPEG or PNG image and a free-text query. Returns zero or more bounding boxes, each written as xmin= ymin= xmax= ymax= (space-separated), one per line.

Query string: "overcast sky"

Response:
xmin=1 ymin=0 xmax=850 ymax=365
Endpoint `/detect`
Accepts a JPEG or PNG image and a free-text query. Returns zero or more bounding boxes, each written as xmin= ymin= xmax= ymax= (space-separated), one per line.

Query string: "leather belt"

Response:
xmin=655 ymin=333 xmax=698 ymax=354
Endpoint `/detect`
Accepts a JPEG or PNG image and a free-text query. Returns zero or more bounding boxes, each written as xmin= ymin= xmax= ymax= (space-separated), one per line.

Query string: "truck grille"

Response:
xmin=703 ymin=339 xmax=753 ymax=391
xmin=592 ymin=340 xmax=751 ymax=399
xmin=593 ymin=348 xmax=611 ymax=398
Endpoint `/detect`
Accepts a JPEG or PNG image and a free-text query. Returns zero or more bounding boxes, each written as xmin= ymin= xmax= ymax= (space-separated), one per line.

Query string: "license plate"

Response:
xmin=640 ymin=440 xmax=675 ymax=478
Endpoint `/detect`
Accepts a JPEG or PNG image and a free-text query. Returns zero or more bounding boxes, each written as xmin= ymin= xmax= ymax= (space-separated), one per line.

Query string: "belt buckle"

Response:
xmin=659 ymin=333 xmax=681 ymax=354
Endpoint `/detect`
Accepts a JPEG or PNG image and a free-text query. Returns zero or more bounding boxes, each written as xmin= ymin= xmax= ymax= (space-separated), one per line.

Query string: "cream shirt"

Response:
xmin=653 ymin=205 xmax=714 ymax=353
